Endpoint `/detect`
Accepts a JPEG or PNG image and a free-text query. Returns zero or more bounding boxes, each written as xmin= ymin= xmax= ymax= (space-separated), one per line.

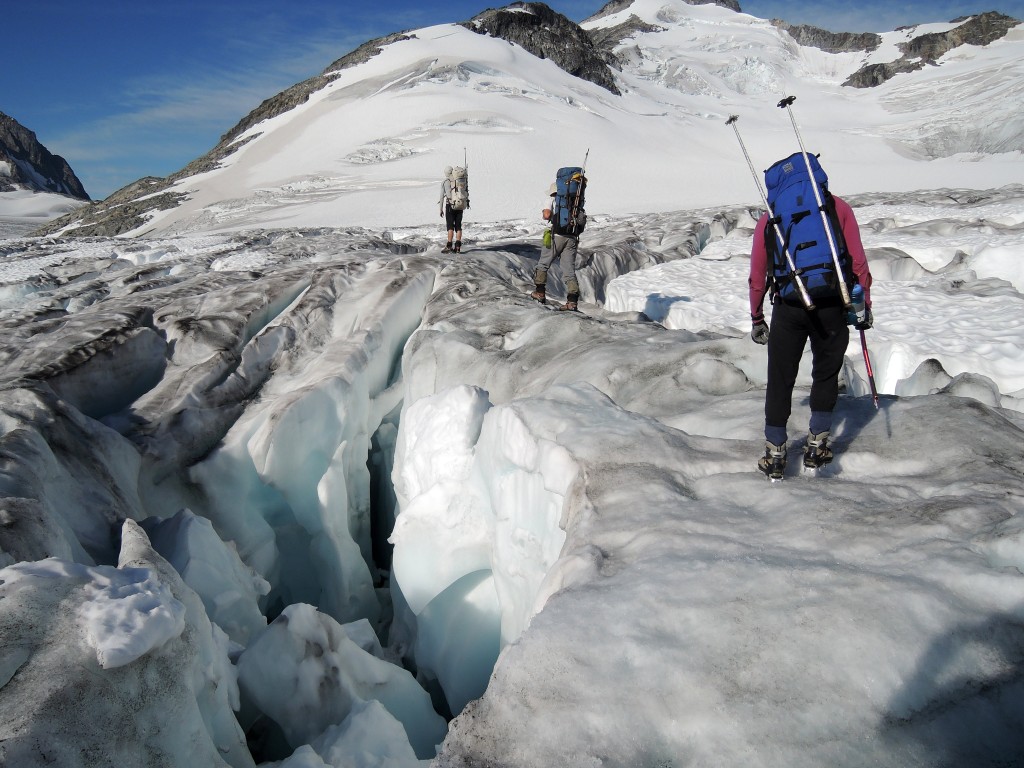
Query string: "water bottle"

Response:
xmin=847 ymin=283 xmax=866 ymax=326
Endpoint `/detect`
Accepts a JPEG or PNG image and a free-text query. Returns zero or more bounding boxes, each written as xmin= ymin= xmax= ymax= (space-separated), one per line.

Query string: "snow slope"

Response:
xmin=0 ymin=189 xmax=85 ymax=239
xmin=51 ymin=0 xmax=1023 ymax=237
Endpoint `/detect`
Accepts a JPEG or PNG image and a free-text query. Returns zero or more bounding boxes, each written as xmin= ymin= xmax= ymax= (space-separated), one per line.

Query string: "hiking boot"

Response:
xmin=530 ymin=287 xmax=546 ymax=302
xmin=560 ymin=300 xmax=578 ymax=311
xmin=803 ymin=431 xmax=833 ymax=469
xmin=454 ymin=240 xmax=462 ymax=253
xmin=758 ymin=441 xmax=787 ymax=480
xmin=442 ymin=242 xmax=453 ymax=253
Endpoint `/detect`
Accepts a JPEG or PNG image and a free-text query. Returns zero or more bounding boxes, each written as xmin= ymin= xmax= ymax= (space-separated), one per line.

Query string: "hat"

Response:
xmin=548 ymin=183 xmax=557 ymax=196
xmin=444 ymin=166 xmax=453 ymax=176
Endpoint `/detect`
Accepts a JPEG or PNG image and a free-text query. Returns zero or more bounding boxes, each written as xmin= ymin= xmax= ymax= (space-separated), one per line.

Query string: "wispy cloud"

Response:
xmin=50 ymin=23 xmax=375 ymax=197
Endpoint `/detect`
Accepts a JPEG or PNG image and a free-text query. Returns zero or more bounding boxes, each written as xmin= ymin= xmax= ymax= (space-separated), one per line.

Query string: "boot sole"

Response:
xmin=758 ymin=462 xmax=786 ymax=481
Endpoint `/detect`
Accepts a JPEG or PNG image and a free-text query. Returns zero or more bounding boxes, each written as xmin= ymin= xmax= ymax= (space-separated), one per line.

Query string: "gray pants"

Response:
xmin=535 ymin=234 xmax=580 ymax=295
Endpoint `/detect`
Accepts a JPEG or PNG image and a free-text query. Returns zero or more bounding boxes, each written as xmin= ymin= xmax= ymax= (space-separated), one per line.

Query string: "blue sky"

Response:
xmin=4 ymin=0 xmax=1020 ymax=200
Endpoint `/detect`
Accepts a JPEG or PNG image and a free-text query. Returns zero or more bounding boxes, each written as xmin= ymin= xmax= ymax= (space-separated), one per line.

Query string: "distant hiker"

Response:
xmin=748 ymin=152 xmax=873 ymax=479
xmin=439 ymin=165 xmax=469 ymax=252
xmin=532 ymin=167 xmax=587 ymax=311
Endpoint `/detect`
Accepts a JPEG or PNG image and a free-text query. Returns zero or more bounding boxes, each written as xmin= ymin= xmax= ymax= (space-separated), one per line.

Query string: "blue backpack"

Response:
xmin=764 ymin=152 xmax=851 ymax=302
xmin=552 ymin=167 xmax=587 ymax=237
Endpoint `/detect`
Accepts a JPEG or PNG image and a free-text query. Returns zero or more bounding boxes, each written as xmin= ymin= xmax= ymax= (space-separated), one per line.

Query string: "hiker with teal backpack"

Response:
xmin=532 ymin=165 xmax=587 ymax=311
xmin=748 ymin=151 xmax=873 ymax=480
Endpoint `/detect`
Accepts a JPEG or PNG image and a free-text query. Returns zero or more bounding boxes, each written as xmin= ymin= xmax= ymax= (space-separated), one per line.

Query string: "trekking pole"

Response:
xmin=571 ymin=148 xmax=589 ymax=226
xmin=725 ymin=115 xmax=815 ymax=311
xmin=777 ymin=95 xmax=852 ymax=310
xmin=860 ymin=329 xmax=880 ymax=409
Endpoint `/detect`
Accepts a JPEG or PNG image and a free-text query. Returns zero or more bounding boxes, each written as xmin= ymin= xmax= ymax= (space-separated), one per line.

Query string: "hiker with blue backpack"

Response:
xmin=531 ymin=166 xmax=587 ymax=311
xmin=748 ymin=151 xmax=873 ymax=480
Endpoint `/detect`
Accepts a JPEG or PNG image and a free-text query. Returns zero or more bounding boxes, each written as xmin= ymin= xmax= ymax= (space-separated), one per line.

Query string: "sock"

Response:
xmin=765 ymin=424 xmax=787 ymax=447
xmin=808 ymin=411 xmax=832 ymax=436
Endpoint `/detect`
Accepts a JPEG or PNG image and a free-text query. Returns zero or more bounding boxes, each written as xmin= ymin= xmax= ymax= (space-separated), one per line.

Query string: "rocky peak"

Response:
xmin=585 ymin=0 xmax=745 ymax=58
xmin=0 ymin=111 xmax=89 ymax=199
xmin=844 ymin=11 xmax=1020 ymax=88
xmin=462 ymin=2 xmax=621 ymax=94
xmin=899 ymin=11 xmax=1019 ymax=61
xmin=585 ymin=0 xmax=637 ymax=22
xmin=586 ymin=0 xmax=741 ymax=23
xmin=693 ymin=0 xmax=741 ymax=12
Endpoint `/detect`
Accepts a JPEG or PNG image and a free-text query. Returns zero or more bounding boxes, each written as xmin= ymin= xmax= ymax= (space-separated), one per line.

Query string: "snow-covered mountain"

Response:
xmin=0 ymin=111 xmax=90 ymax=238
xmin=39 ymin=0 xmax=1022 ymax=238
xmin=0 ymin=111 xmax=89 ymax=200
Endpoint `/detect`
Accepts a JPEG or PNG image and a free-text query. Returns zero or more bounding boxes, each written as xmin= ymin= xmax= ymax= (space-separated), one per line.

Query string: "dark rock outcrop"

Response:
xmin=844 ymin=60 xmax=919 ymax=88
xmin=899 ymin=11 xmax=1019 ymax=60
xmin=773 ymin=22 xmax=882 ymax=54
xmin=588 ymin=14 xmax=665 ymax=58
xmin=0 ymin=112 xmax=89 ymax=199
xmin=462 ymin=2 xmax=621 ymax=94
xmin=585 ymin=0 xmax=637 ymax=22
xmin=35 ymin=178 xmax=184 ymax=238
xmin=844 ymin=11 xmax=1020 ymax=88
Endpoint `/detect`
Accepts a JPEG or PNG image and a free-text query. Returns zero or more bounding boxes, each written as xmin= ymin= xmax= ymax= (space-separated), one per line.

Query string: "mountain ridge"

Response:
xmin=34 ymin=0 xmax=1022 ymax=239
xmin=461 ymin=2 xmax=621 ymax=93
xmin=0 ymin=111 xmax=89 ymax=201
xmin=841 ymin=10 xmax=1020 ymax=86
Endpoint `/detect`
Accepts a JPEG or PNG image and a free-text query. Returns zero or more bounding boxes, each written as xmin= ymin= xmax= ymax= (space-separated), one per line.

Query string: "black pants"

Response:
xmin=445 ymin=206 xmax=463 ymax=232
xmin=765 ymin=300 xmax=849 ymax=430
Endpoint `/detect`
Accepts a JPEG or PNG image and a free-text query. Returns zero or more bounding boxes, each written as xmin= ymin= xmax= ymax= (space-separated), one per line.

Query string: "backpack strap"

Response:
xmin=567 ymin=172 xmax=585 ymax=235
xmin=821 ymin=191 xmax=852 ymax=284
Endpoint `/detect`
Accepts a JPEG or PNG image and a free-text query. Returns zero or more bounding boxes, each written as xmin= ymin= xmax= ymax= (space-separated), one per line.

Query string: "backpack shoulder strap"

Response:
xmin=762 ymin=217 xmax=783 ymax=297
xmin=822 ymin=192 xmax=847 ymax=254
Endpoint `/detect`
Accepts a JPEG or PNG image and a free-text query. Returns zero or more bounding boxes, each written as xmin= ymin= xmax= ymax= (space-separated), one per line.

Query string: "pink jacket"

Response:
xmin=748 ymin=195 xmax=871 ymax=317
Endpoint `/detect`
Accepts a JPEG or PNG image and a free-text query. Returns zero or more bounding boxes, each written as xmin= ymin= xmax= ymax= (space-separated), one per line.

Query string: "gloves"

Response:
xmin=751 ymin=314 xmax=769 ymax=345
xmin=855 ymin=306 xmax=873 ymax=331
